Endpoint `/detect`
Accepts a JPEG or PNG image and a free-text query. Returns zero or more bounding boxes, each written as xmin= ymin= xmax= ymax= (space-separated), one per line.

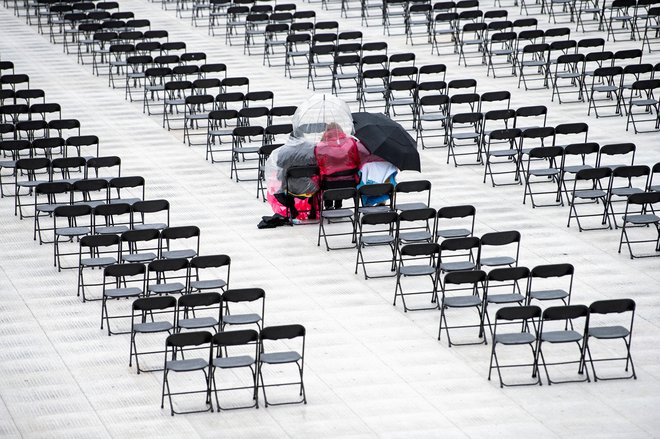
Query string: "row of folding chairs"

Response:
xmin=489 ymin=300 xmax=636 ymax=387
xmin=159 ymin=325 xmax=305 ymax=414
xmin=88 ymin=252 xmax=227 ymax=303
xmin=0 ymin=117 xmax=89 ymax=141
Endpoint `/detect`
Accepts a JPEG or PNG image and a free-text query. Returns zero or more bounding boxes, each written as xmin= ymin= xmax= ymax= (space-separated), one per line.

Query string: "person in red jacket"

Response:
xmin=314 ymin=123 xmax=361 ymax=209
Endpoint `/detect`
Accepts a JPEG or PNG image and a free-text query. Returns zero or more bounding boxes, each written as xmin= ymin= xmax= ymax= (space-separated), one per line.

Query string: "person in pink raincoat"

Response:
xmin=314 ymin=123 xmax=361 ymax=209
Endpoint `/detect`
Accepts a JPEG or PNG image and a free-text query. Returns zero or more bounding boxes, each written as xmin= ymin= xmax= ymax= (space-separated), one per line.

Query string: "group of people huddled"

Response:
xmin=265 ymin=123 xmax=397 ymax=220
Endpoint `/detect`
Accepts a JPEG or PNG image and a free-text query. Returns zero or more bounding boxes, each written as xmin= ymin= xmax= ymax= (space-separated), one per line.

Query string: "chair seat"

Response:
xmin=529 ymin=168 xmax=560 ymax=177
xmin=55 ymin=226 xmax=90 ymax=236
xmin=321 ymin=208 xmax=354 ymax=219
xmin=440 ymin=261 xmax=476 ymax=272
xmin=161 ymin=249 xmax=197 ymax=259
xmin=209 ymin=129 xmax=233 ymax=137
xmin=451 ymin=132 xmax=480 ymax=140
xmin=399 ymin=230 xmax=433 ymax=242
xmin=631 ymin=98 xmax=658 ymax=106
xmin=0 ymin=160 xmax=16 ymax=169
xmin=234 ymin=146 xmax=260 ymax=154
xmin=624 ymin=214 xmax=660 ymax=225
xmin=592 ymin=85 xmax=618 ymax=93
xmin=134 ymin=321 xmax=173 ymax=333
xmin=213 ymin=355 xmax=255 ymax=368
xmin=104 ymin=287 xmax=142 ymax=298
xmin=495 ymin=332 xmax=536 ymax=345
xmin=134 ymin=223 xmax=168 ymax=231
xmin=489 ymin=149 xmax=517 ymax=158
xmin=260 ymin=350 xmax=301 ymax=364
xmin=178 ymin=316 xmax=219 ymax=329
xmin=436 ymin=228 xmax=470 ymax=239
xmin=444 ymin=295 xmax=481 ymax=307
xmin=190 ymin=279 xmax=227 ymax=290
xmin=36 ymin=203 xmax=63 ymax=213
xmin=149 ymin=282 xmax=185 ymax=294
xmin=166 ymin=358 xmax=208 ymax=372
xmin=396 ymin=202 xmax=428 ymax=211
xmin=588 ymin=325 xmax=630 ymax=339
xmin=530 ymin=289 xmax=569 ymax=301
xmin=612 ymin=187 xmax=644 ymax=197
xmin=420 ymin=114 xmax=446 ymax=122
xmin=362 ymin=234 xmax=395 ymax=245
xmin=359 ymin=206 xmax=391 ymax=214
xmin=122 ymin=252 xmax=158 ymax=263
xmin=223 ymin=313 xmax=261 ymax=325
xmin=480 ymin=256 xmax=516 ymax=266
xmin=17 ymin=180 xmax=47 ymax=188
xmin=400 ymin=265 xmax=436 ymax=276
xmin=96 ymin=225 xmax=130 ymax=234
xmin=541 ymin=329 xmax=582 ymax=343
xmin=80 ymin=256 xmax=116 ymax=267
xmin=574 ymin=189 xmax=606 ymax=199
xmin=487 ymin=293 xmax=524 ymax=304
xmin=564 ymin=165 xmax=592 ymax=174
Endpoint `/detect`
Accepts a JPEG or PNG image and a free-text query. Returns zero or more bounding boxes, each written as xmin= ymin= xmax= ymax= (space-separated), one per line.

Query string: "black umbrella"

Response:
xmin=352 ymin=112 xmax=421 ymax=172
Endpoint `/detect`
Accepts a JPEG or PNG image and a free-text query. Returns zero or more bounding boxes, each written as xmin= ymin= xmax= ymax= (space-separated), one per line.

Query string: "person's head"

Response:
xmin=321 ymin=122 xmax=345 ymax=142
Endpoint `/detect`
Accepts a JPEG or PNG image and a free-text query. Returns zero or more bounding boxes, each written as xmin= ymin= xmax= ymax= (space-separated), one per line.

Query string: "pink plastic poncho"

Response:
xmin=314 ymin=127 xmax=360 ymax=182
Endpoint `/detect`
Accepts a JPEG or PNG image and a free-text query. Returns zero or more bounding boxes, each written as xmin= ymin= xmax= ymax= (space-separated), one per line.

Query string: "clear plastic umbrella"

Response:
xmin=292 ymin=94 xmax=354 ymax=144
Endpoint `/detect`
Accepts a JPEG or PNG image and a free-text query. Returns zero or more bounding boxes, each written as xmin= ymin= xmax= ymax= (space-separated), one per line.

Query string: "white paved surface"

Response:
xmin=1 ymin=0 xmax=660 ymax=437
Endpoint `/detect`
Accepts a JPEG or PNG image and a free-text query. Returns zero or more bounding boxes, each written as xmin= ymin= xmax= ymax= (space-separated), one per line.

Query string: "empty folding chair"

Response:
xmin=435 ymin=205 xmax=476 ymax=241
xmin=585 ymin=299 xmax=637 ymax=381
xmin=488 ymin=305 xmax=542 ymax=387
xmin=188 ymin=254 xmax=231 ymax=294
xmin=355 ymin=211 xmax=398 ymax=279
xmin=131 ymin=199 xmax=170 ymax=231
xmin=161 ymin=331 xmax=214 ymax=416
xmin=222 ymin=288 xmax=265 ymax=331
xmin=447 ymin=112 xmax=483 ymax=166
xmin=33 ymin=181 xmax=71 ymax=244
xmin=53 ymin=204 xmax=92 ymax=270
xmin=618 ymin=191 xmax=660 ymax=258
xmin=14 ymin=157 xmax=50 ymax=219
xmin=93 ymin=202 xmax=131 ymax=235
xmin=101 ymin=263 xmax=146 ymax=336
xmin=607 ymin=165 xmax=650 ymax=228
xmin=597 ymin=142 xmax=635 ymax=170
xmin=385 ymin=80 xmax=418 ymax=126
xmin=147 ymin=258 xmax=189 ymax=296
xmin=486 ymin=31 xmax=517 ymax=77
xmin=526 ymin=263 xmax=574 ymax=308
xmin=650 ymin=162 xmax=660 ymax=191
xmin=551 ymin=54 xmax=585 ymax=103
xmin=518 ymin=43 xmax=550 ymax=90
xmin=587 ymin=66 xmax=624 ymax=118
xmin=177 ymin=292 xmax=223 ymax=333
xmin=130 ymin=295 xmax=177 ymax=373
xmin=210 ymin=329 xmax=259 ymax=410
xmin=231 ymin=125 xmax=263 ymax=182
xmin=567 ymin=167 xmax=613 ymax=231
xmin=394 ymin=243 xmax=440 ymax=312
xmin=479 ymin=231 xmax=521 ymax=269
xmin=438 ymin=269 xmax=487 ymax=346
xmin=207 ymin=109 xmax=239 ymax=163
xmin=415 ymin=94 xmax=449 ymax=148
xmin=77 ymin=233 xmax=120 ymax=302
xmin=482 ymin=128 xmax=522 ymax=187
xmin=605 ymin=0 xmax=636 ymax=42
xmin=393 ymin=180 xmax=432 ymax=211
xmin=481 ymin=266 xmax=530 ymax=338
xmin=121 ymin=229 xmax=160 ymax=263
xmin=535 ymin=305 xmax=590 ymax=385
xmin=317 ymin=188 xmax=358 ymax=250
xmin=258 ymin=324 xmax=306 ymax=407
xmin=642 ymin=7 xmax=660 ymax=52
xmin=160 ymin=225 xmax=200 ymax=259
xmin=625 ymin=80 xmax=660 ymax=133
xmin=523 ymin=146 xmax=564 ymax=208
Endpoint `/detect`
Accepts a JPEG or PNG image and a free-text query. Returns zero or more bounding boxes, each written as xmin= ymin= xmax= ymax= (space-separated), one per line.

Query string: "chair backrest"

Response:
xmin=260 ymin=324 xmax=306 ymax=341
xmin=222 ymin=287 xmax=265 ymax=303
xmin=400 ymin=242 xmax=440 ymax=257
xmin=487 ymin=266 xmax=530 ymax=282
xmin=178 ymin=291 xmax=222 ymax=309
xmin=440 ymin=236 xmax=480 ymax=251
xmin=104 ymin=262 xmax=146 ymax=279
xmin=444 ymin=269 xmax=487 ymax=285
xmin=361 ymin=211 xmax=398 ymax=226
xmin=496 ymin=305 xmax=541 ymax=321
xmin=542 ymin=304 xmax=589 ymax=321
xmin=166 ymin=330 xmax=212 ymax=348
xmin=212 ymin=329 xmax=259 ymax=347
xmin=133 ymin=295 xmax=177 ymax=311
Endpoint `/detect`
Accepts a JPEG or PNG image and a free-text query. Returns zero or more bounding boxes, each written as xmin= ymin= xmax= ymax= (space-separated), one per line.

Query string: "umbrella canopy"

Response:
xmin=292 ymin=94 xmax=354 ymax=144
xmin=352 ymin=112 xmax=421 ymax=172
